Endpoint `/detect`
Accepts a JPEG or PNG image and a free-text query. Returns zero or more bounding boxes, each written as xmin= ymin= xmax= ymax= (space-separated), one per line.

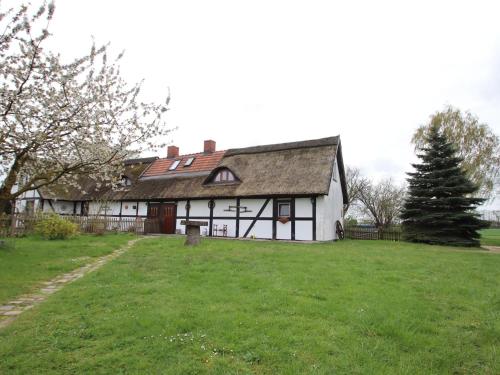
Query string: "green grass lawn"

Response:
xmin=0 ymin=237 xmax=499 ymax=374
xmin=481 ymin=228 xmax=500 ymax=246
xmin=0 ymin=233 xmax=134 ymax=305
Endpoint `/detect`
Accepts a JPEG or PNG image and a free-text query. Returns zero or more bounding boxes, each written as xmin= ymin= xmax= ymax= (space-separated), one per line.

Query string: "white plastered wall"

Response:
xmin=211 ymin=199 xmax=237 ymax=237
xmin=316 ymin=157 xmax=344 ymax=241
xmin=88 ymin=201 xmax=121 ymax=215
xmin=295 ymin=197 xmax=314 ymax=240
xmin=239 ymin=198 xmax=272 ymax=239
xmin=120 ymin=202 xmax=140 ymax=216
xmin=189 ymin=199 xmax=210 ymax=217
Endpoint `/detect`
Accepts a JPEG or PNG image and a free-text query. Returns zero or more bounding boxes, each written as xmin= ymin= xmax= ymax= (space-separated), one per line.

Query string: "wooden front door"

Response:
xmin=161 ymin=204 xmax=176 ymax=234
xmin=148 ymin=203 xmax=176 ymax=234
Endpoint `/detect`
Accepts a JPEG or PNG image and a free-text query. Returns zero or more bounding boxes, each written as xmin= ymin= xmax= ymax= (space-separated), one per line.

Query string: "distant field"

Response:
xmin=0 ymin=237 xmax=498 ymax=374
xmin=481 ymin=228 xmax=500 ymax=246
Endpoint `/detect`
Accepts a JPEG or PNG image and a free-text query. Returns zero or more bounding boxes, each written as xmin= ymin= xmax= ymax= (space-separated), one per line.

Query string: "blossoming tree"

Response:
xmin=0 ymin=2 xmax=172 ymax=213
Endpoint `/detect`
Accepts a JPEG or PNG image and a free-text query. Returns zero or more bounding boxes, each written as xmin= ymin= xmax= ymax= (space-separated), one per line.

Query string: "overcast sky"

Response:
xmin=45 ymin=0 xmax=500 ymax=207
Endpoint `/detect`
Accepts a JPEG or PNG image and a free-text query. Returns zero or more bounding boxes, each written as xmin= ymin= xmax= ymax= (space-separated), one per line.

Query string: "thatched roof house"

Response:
xmin=16 ymin=136 xmax=347 ymax=241
xmin=111 ymin=136 xmax=347 ymax=201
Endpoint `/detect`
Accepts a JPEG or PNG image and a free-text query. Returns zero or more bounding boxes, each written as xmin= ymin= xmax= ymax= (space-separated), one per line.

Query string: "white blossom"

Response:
xmin=0 ymin=2 xmax=172 ymax=211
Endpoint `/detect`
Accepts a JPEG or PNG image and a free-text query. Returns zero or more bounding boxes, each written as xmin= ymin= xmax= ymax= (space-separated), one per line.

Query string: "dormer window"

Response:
xmin=121 ymin=175 xmax=132 ymax=186
xmin=204 ymin=167 xmax=240 ymax=185
xmin=214 ymin=169 xmax=235 ymax=182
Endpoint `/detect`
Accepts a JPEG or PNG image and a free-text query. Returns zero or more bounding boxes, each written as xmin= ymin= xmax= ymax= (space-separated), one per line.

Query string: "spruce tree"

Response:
xmin=401 ymin=125 xmax=488 ymax=247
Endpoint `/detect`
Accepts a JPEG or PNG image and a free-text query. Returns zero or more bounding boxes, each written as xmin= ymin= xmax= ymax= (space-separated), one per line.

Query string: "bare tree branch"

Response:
xmin=358 ymin=178 xmax=406 ymax=228
xmin=344 ymin=166 xmax=370 ymax=214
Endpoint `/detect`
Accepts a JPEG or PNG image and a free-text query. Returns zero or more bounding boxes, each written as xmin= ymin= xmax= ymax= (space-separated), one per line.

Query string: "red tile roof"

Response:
xmin=141 ymin=150 xmax=226 ymax=177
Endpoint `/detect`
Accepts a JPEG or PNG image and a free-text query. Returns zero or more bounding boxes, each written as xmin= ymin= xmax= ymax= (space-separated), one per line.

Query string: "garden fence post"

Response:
xmin=10 ymin=212 xmax=16 ymax=237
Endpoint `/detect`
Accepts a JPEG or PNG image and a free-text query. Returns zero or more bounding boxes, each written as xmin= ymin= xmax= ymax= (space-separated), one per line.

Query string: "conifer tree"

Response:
xmin=401 ymin=125 xmax=488 ymax=246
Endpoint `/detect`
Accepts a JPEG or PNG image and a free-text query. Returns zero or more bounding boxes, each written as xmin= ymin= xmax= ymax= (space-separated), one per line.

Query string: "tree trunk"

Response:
xmin=10 ymin=200 xmax=17 ymax=236
xmin=0 ymin=154 xmax=27 ymax=211
xmin=0 ymin=199 xmax=11 ymax=215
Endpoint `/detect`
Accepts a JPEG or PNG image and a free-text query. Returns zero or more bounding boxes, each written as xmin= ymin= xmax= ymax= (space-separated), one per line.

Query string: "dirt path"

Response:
xmin=482 ymin=245 xmax=500 ymax=253
xmin=0 ymin=236 xmax=145 ymax=330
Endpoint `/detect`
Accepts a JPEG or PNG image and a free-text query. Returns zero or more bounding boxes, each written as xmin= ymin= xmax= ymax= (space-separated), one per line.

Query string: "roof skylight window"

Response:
xmin=169 ymin=160 xmax=180 ymax=170
xmin=184 ymin=157 xmax=195 ymax=167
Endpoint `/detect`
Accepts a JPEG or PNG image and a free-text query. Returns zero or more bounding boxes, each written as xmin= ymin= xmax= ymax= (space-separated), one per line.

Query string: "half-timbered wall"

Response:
xmin=174 ymin=197 xmax=318 ymax=240
xmin=87 ymin=201 xmax=148 ymax=217
xmin=13 ymin=188 xmax=42 ymax=213
xmin=14 ymin=189 xmax=340 ymax=241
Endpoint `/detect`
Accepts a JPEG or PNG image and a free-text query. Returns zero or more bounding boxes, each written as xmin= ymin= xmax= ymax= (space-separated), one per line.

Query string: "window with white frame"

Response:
xmin=278 ymin=201 xmax=290 ymax=217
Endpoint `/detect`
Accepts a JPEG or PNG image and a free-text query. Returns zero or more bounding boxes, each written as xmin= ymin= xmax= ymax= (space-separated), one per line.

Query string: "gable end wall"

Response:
xmin=316 ymin=158 xmax=344 ymax=240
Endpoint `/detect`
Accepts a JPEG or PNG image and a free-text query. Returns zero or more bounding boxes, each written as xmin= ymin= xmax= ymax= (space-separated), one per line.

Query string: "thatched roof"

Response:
xmin=108 ymin=136 xmax=348 ymax=202
xmin=225 ymin=136 xmax=339 ymax=156
xmin=37 ymin=136 xmax=348 ymax=203
xmin=124 ymin=157 xmax=158 ymax=166
xmin=38 ymin=176 xmax=105 ymax=201
xmin=38 ymin=159 xmax=153 ymax=201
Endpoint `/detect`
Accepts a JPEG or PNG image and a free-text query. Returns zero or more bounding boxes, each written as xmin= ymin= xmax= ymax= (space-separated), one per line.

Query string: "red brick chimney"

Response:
xmin=204 ymin=140 xmax=216 ymax=154
xmin=167 ymin=145 xmax=179 ymax=158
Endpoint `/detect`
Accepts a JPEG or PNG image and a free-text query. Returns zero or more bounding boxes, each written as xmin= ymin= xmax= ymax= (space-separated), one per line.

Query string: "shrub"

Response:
xmin=345 ymin=216 xmax=358 ymax=226
xmin=35 ymin=214 xmax=79 ymax=240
